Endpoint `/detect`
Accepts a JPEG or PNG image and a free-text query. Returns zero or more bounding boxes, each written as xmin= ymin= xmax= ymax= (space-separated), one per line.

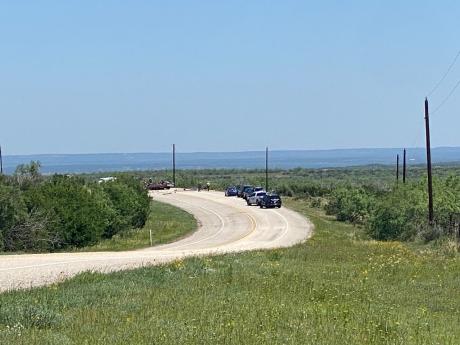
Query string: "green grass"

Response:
xmin=78 ymin=200 xmax=197 ymax=251
xmin=1 ymin=199 xmax=459 ymax=344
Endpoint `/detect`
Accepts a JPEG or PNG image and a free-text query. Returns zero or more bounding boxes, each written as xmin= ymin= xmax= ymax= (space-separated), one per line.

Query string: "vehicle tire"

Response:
xmin=260 ymin=204 xmax=263 ymax=208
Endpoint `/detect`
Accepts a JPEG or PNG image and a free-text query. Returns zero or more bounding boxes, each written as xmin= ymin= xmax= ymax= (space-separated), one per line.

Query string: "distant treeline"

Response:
xmin=0 ymin=162 xmax=150 ymax=252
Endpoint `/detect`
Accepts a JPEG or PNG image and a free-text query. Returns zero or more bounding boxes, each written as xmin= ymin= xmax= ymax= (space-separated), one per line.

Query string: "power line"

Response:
xmin=432 ymin=77 xmax=460 ymax=114
xmin=427 ymin=48 xmax=460 ymax=97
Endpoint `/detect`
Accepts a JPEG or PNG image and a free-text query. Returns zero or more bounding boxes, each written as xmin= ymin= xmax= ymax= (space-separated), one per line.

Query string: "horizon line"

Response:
xmin=3 ymin=146 xmax=460 ymax=157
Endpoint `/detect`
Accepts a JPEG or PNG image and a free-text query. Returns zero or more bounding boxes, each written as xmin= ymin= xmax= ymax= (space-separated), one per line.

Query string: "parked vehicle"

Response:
xmin=147 ymin=180 xmax=174 ymax=190
xmin=259 ymin=193 xmax=282 ymax=208
xmin=164 ymin=180 xmax=175 ymax=188
xmin=235 ymin=185 xmax=241 ymax=194
xmin=237 ymin=185 xmax=252 ymax=198
xmin=225 ymin=186 xmax=238 ymax=196
xmin=243 ymin=186 xmax=255 ymax=200
xmin=98 ymin=177 xmax=116 ymax=183
xmin=247 ymin=191 xmax=267 ymax=205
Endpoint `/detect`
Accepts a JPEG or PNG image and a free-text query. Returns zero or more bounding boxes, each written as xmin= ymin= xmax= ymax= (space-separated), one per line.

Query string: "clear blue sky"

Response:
xmin=1 ymin=1 xmax=460 ymax=155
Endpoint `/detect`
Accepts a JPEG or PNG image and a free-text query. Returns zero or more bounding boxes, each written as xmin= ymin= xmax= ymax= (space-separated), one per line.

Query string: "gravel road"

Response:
xmin=0 ymin=190 xmax=313 ymax=292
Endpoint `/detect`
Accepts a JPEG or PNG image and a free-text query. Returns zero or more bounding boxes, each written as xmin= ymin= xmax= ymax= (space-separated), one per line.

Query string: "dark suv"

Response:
xmin=238 ymin=185 xmax=252 ymax=198
xmin=242 ymin=186 xmax=255 ymax=200
xmin=260 ymin=194 xmax=282 ymax=208
xmin=225 ymin=186 xmax=238 ymax=196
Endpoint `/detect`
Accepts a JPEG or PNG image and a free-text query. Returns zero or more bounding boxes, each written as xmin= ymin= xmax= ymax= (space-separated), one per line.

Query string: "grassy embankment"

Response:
xmin=79 ymin=200 xmax=197 ymax=251
xmin=1 ymin=199 xmax=459 ymax=344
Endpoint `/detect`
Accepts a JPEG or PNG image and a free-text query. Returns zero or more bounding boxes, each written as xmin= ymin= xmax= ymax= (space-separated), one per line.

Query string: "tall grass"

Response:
xmin=0 ymin=199 xmax=459 ymax=344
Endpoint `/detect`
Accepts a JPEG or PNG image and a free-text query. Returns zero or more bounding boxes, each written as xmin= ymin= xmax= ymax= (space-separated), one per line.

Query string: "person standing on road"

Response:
xmin=206 ymin=181 xmax=210 ymax=191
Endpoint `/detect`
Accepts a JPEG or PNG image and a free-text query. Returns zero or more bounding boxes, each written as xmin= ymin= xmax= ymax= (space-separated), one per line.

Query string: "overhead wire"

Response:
xmin=427 ymin=48 xmax=460 ymax=97
xmin=397 ymin=49 xmax=460 ymax=158
xmin=427 ymin=48 xmax=460 ymax=115
xmin=431 ymin=77 xmax=460 ymax=114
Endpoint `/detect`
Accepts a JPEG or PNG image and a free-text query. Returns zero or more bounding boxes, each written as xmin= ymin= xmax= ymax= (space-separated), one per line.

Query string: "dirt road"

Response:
xmin=0 ymin=190 xmax=313 ymax=292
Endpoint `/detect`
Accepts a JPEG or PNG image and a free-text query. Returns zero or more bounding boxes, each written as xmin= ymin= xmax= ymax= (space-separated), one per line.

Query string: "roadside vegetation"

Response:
xmin=3 ymin=162 xmax=459 ymax=251
xmin=0 ymin=162 xmax=150 ymax=252
xmin=0 ymin=199 xmax=459 ymax=344
xmin=79 ymin=200 xmax=196 ymax=251
xmin=324 ymin=176 xmax=460 ymax=246
xmin=1 ymin=164 xmax=459 ymax=343
xmin=116 ymin=164 xmax=460 ymax=249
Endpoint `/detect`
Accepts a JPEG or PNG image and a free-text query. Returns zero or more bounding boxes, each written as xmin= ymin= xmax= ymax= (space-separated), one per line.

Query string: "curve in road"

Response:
xmin=0 ymin=190 xmax=313 ymax=292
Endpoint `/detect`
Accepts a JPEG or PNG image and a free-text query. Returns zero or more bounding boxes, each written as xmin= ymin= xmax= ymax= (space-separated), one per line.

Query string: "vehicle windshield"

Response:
xmin=257 ymin=192 xmax=266 ymax=196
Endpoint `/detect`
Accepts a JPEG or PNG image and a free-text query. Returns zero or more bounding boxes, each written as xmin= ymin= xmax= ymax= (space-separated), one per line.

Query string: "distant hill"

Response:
xmin=2 ymin=147 xmax=460 ymax=174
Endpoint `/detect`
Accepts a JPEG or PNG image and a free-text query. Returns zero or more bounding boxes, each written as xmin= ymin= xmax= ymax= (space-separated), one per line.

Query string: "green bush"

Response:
xmin=23 ymin=176 xmax=115 ymax=248
xmin=0 ymin=166 xmax=151 ymax=252
xmin=367 ymin=177 xmax=460 ymax=241
xmin=0 ymin=179 xmax=58 ymax=252
xmin=325 ymin=187 xmax=375 ymax=224
xmin=432 ymin=175 xmax=460 ymax=232
xmin=367 ymin=185 xmax=426 ymax=240
xmin=0 ymin=183 xmax=28 ymax=251
xmin=101 ymin=177 xmax=150 ymax=237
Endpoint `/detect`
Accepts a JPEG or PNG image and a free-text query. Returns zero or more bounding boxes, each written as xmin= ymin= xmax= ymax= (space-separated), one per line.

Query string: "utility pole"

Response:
xmin=265 ymin=146 xmax=268 ymax=192
xmin=403 ymin=148 xmax=407 ymax=184
xmin=425 ymin=98 xmax=434 ymax=223
xmin=396 ymin=154 xmax=399 ymax=182
xmin=0 ymin=145 xmax=3 ymax=174
xmin=172 ymin=144 xmax=176 ymax=187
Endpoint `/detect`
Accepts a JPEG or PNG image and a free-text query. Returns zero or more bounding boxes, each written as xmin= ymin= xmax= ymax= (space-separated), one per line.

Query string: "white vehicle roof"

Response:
xmin=98 ymin=177 xmax=116 ymax=183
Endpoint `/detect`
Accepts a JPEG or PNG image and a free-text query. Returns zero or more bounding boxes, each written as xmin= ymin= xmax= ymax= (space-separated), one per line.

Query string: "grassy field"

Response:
xmin=78 ymin=200 xmax=197 ymax=251
xmin=0 ymin=199 xmax=459 ymax=344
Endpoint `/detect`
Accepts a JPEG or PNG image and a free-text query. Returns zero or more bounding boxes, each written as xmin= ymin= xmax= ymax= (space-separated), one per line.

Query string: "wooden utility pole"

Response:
xmin=0 ymin=145 xmax=3 ymax=174
xmin=403 ymin=148 xmax=407 ymax=184
xmin=265 ymin=147 xmax=268 ymax=192
xmin=396 ymin=154 xmax=399 ymax=181
xmin=172 ymin=144 xmax=176 ymax=187
xmin=425 ymin=98 xmax=434 ymax=223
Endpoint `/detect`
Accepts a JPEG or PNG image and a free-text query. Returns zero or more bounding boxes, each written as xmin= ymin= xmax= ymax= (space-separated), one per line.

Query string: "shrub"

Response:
xmin=23 ymin=175 xmax=115 ymax=248
xmin=367 ymin=177 xmax=460 ymax=241
xmin=102 ymin=177 xmax=150 ymax=231
xmin=367 ymin=185 xmax=426 ymax=241
xmin=1 ymin=168 xmax=151 ymax=252
xmin=0 ymin=183 xmax=28 ymax=251
xmin=325 ymin=187 xmax=375 ymax=224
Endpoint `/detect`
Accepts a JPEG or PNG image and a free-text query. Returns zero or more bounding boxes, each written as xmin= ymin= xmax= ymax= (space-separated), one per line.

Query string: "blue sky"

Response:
xmin=1 ymin=1 xmax=460 ymax=154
